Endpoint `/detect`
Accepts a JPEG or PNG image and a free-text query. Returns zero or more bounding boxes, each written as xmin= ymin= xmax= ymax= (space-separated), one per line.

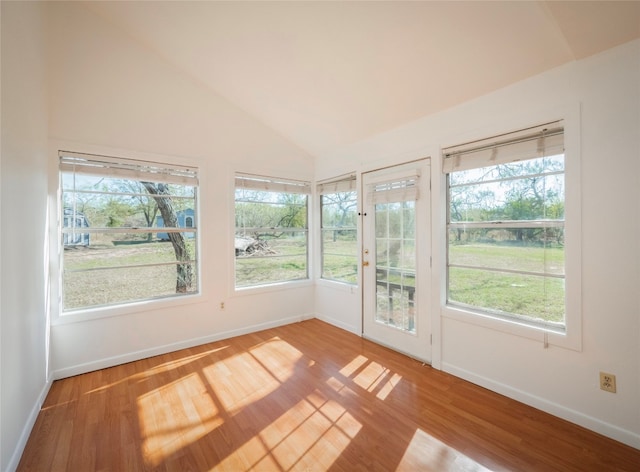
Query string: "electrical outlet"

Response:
xmin=220 ymin=301 xmax=225 ymax=310
xmin=599 ymin=372 xmax=616 ymax=393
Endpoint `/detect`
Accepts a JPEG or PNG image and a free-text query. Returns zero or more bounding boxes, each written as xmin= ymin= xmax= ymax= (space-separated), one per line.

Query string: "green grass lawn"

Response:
xmin=63 ymin=240 xmax=196 ymax=310
xmin=449 ymin=243 xmax=564 ymax=275
xmin=448 ymin=243 xmax=565 ymax=323
xmin=321 ymin=237 xmax=358 ymax=283
xmin=235 ymin=237 xmax=308 ymax=287
xmin=64 ymin=238 xmax=565 ymax=325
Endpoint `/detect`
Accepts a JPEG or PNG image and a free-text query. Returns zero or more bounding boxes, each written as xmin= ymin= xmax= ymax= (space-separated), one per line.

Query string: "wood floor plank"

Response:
xmin=17 ymin=319 xmax=640 ymax=471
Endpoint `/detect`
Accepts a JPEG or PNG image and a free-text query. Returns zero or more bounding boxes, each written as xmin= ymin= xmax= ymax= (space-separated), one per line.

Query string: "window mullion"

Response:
xmin=448 ymin=220 xmax=564 ymax=229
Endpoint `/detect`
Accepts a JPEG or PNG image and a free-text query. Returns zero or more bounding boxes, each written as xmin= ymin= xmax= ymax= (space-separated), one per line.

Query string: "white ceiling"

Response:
xmin=85 ymin=1 xmax=640 ymax=156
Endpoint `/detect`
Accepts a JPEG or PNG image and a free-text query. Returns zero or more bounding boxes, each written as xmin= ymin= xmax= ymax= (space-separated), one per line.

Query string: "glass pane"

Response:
xmin=64 ymin=263 xmax=197 ymax=311
xmin=320 ymin=191 xmax=357 ymax=284
xmin=403 ymin=202 xmax=415 ymax=238
xmin=376 ymin=290 xmax=390 ymax=324
xmin=388 ymin=202 xmax=402 ymax=238
xmin=236 ymin=191 xmax=307 ymax=232
xmin=235 ymin=230 xmax=307 ymax=286
xmin=449 ymin=228 xmax=564 ymax=275
xmin=374 ymin=201 xmax=416 ymax=334
xmin=235 ymin=188 xmax=309 ymax=288
xmin=375 ymin=204 xmax=388 ymax=238
xmin=64 ymin=234 xmax=196 ymax=270
xmin=62 ymin=177 xmax=196 ymax=230
xmin=448 ymin=267 xmax=565 ymax=324
xmin=374 ymin=279 xmax=415 ymax=332
xmin=376 ymin=239 xmax=389 ymax=267
xmin=448 ymin=228 xmax=564 ymax=276
xmin=401 ymin=239 xmax=416 ymax=271
xmin=449 ymin=155 xmax=564 ymax=186
xmin=321 ymin=229 xmax=357 ymax=283
xmin=62 ymin=173 xmax=197 ymax=195
xmin=449 ymin=157 xmax=564 ymax=224
xmin=385 ymin=240 xmax=402 ymax=269
xmin=235 ymin=255 xmax=307 ymax=287
xmin=321 ymin=192 xmax=357 ymax=228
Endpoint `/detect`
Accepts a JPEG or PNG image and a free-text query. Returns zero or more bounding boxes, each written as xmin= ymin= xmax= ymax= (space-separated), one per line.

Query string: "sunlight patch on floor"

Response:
xmin=249 ymin=337 xmax=305 ymax=382
xmin=216 ymin=395 xmax=362 ymax=471
xmin=353 ymin=361 xmax=389 ymax=391
xmin=85 ymin=347 xmax=229 ymax=395
xmin=338 ymin=355 xmax=403 ymax=401
xmin=137 ymin=372 xmax=222 ymax=467
xmin=204 ymin=338 xmax=303 ymax=414
xmin=397 ymin=429 xmax=492 ymax=472
xmin=376 ymin=372 xmax=403 ymax=400
xmin=339 ymin=354 xmax=368 ymax=377
xmin=136 ymin=337 xmax=308 ymax=468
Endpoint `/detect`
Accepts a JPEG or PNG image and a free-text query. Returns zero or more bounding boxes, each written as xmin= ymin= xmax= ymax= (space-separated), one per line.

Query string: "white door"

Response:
xmin=362 ymin=160 xmax=431 ymax=362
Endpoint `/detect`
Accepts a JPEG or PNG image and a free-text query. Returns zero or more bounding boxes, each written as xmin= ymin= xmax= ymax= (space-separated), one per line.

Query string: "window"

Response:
xmin=59 ymin=152 xmax=199 ymax=311
xmin=235 ymin=173 xmax=310 ymax=288
xmin=318 ymin=175 xmax=358 ymax=284
xmin=444 ymin=122 xmax=566 ymax=332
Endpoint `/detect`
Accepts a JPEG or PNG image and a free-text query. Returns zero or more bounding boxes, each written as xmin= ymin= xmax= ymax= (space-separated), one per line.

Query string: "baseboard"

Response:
xmin=442 ymin=362 xmax=640 ymax=450
xmin=314 ymin=313 xmax=360 ymax=336
xmin=53 ymin=313 xmax=315 ymax=380
xmin=6 ymin=373 xmax=54 ymax=472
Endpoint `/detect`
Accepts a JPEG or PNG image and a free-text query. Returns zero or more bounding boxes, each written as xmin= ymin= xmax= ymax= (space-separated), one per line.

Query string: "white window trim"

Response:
xmin=60 ymin=151 xmax=200 ymax=312
xmin=49 ymin=142 xmax=204 ymax=325
xmin=51 ymin=292 xmax=206 ymax=326
xmin=440 ymin=107 xmax=582 ymax=351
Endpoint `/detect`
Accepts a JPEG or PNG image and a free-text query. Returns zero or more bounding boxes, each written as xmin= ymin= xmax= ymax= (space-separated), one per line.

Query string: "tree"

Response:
xmin=141 ymin=182 xmax=193 ymax=293
xmin=449 ymin=183 xmax=495 ymax=242
xmin=103 ymin=199 xmax=135 ymax=227
xmin=235 ymin=190 xmax=307 ymax=240
xmin=115 ymin=180 xmax=160 ymax=241
xmin=496 ymin=159 xmax=564 ymax=244
xmin=321 ymin=191 xmax=357 ymax=241
xmin=275 ymin=194 xmax=307 ymax=238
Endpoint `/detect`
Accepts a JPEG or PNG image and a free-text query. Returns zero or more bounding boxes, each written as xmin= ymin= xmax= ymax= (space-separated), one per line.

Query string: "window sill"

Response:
xmin=442 ymin=304 xmax=581 ymax=351
xmin=52 ymin=292 xmax=206 ymax=326
xmin=233 ymin=279 xmax=313 ymax=296
xmin=316 ymin=278 xmax=358 ymax=293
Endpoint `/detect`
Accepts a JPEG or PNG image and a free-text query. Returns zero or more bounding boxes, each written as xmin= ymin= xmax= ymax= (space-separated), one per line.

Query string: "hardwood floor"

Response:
xmin=19 ymin=319 xmax=640 ymax=471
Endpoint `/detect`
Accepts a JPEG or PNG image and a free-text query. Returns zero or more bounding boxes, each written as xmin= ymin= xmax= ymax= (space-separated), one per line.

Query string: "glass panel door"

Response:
xmin=362 ymin=160 xmax=431 ymax=362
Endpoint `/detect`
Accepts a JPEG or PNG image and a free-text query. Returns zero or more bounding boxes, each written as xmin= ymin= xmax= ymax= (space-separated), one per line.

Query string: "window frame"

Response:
xmin=440 ymin=114 xmax=582 ymax=351
xmin=56 ymin=150 xmax=201 ymax=317
xmin=318 ymin=175 xmax=358 ymax=285
xmin=233 ymin=172 xmax=311 ymax=291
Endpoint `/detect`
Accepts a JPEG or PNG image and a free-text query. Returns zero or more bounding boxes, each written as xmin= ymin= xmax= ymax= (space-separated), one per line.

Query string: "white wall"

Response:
xmin=1 ymin=2 xmax=51 ymax=470
xmin=316 ymin=40 xmax=640 ymax=448
xmin=315 ymin=281 xmax=361 ymax=335
xmin=46 ymin=3 xmax=315 ymax=378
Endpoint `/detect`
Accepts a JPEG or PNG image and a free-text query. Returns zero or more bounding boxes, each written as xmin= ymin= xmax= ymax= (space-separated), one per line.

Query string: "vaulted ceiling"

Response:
xmin=85 ymin=1 xmax=640 ymax=156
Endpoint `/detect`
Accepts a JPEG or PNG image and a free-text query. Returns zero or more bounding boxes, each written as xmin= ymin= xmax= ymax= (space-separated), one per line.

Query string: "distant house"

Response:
xmin=63 ymin=208 xmax=90 ymax=246
xmin=156 ymin=208 xmax=196 ymax=240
